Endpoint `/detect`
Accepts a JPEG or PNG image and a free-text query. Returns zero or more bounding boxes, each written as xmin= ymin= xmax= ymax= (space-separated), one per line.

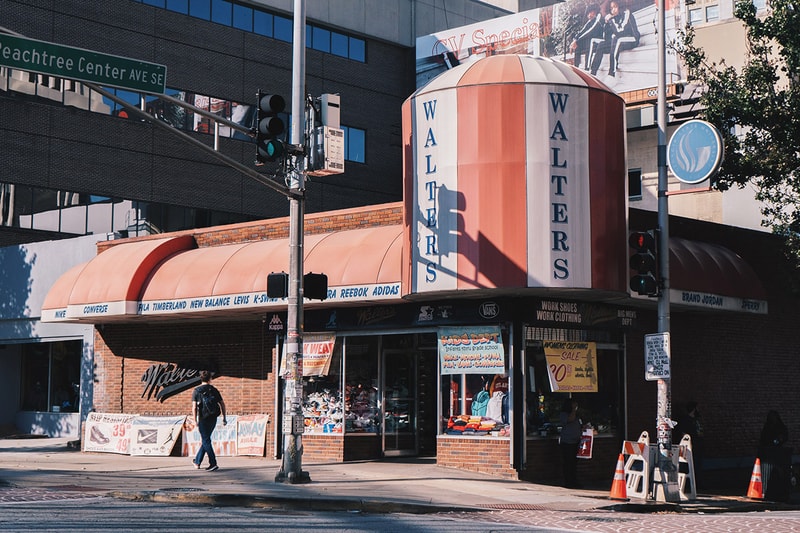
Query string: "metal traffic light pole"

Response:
xmin=275 ymin=0 xmax=310 ymax=484
xmin=653 ymin=0 xmax=679 ymax=502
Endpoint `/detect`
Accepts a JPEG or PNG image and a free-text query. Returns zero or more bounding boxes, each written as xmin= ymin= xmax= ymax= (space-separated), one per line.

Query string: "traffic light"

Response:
xmin=267 ymin=272 xmax=288 ymax=299
xmin=255 ymin=90 xmax=285 ymax=164
xmin=629 ymin=230 xmax=659 ymax=296
xmin=303 ymin=272 xmax=328 ymax=300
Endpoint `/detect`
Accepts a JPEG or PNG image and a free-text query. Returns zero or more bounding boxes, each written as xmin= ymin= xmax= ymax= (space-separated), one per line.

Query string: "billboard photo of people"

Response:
xmin=415 ymin=0 xmax=681 ymax=94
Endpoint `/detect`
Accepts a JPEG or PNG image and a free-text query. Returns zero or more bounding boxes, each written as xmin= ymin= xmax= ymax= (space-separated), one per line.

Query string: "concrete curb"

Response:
xmin=108 ymin=490 xmax=479 ymax=514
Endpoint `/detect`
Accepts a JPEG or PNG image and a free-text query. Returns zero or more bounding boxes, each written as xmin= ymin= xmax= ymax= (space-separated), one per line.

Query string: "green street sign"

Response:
xmin=0 ymin=34 xmax=167 ymax=94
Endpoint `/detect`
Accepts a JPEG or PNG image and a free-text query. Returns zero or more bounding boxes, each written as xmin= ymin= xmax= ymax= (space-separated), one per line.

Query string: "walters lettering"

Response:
xmin=421 ymin=98 xmax=439 ymax=284
xmin=141 ymin=363 xmax=200 ymax=403
xmin=549 ymin=91 xmax=571 ymax=281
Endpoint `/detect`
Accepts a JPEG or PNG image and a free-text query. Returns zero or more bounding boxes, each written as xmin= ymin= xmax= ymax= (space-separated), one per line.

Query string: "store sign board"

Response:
xmin=644 ymin=332 xmax=670 ymax=381
xmin=543 ymin=341 xmax=598 ymax=392
xmin=438 ymin=326 xmax=505 ymax=375
xmin=0 ymin=34 xmax=167 ymax=93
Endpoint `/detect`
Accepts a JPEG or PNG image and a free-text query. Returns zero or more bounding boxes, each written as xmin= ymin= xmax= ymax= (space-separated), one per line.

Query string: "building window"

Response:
xmin=628 ymin=169 xmax=642 ymax=200
xmin=524 ymin=328 xmax=623 ymax=439
xmin=211 ymin=0 xmax=232 ymax=25
xmin=344 ymin=126 xmax=365 ymax=163
xmin=132 ymin=0 xmax=366 ymax=62
xmin=688 ymin=8 xmax=703 ymax=24
xmin=189 ymin=0 xmax=211 ymax=20
xmin=166 ymin=0 xmax=189 ymax=13
xmin=705 ymin=5 xmax=719 ymax=21
xmin=20 ymin=341 xmax=82 ymax=413
xmin=253 ymin=10 xmax=273 ymax=37
xmin=274 ymin=14 xmax=293 ymax=43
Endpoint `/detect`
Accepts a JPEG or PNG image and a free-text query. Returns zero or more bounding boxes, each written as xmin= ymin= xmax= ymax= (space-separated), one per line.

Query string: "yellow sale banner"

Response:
xmin=544 ymin=341 xmax=598 ymax=392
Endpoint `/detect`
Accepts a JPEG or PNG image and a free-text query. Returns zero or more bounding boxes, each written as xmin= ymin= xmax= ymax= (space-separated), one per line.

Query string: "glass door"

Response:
xmin=382 ymin=349 xmax=417 ymax=456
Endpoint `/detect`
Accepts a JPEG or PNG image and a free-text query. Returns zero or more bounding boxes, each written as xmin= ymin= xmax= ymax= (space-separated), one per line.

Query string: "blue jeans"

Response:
xmin=194 ymin=416 xmax=218 ymax=467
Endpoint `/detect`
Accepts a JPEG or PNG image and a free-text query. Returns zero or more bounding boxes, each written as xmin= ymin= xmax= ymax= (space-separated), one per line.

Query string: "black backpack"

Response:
xmin=197 ymin=386 xmax=221 ymax=420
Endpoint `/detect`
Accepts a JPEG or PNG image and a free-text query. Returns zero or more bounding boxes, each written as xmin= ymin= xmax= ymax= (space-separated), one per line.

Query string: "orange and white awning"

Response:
xmin=42 ymin=226 xmax=404 ymax=323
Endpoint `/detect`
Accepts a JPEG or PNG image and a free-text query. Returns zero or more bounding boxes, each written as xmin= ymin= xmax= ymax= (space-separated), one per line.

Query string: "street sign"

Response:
xmin=644 ymin=332 xmax=671 ymax=381
xmin=667 ymin=119 xmax=724 ymax=185
xmin=0 ymin=34 xmax=167 ymax=93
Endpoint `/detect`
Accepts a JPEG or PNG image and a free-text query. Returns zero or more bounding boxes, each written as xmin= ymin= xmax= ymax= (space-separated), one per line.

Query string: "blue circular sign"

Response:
xmin=667 ymin=120 xmax=724 ymax=185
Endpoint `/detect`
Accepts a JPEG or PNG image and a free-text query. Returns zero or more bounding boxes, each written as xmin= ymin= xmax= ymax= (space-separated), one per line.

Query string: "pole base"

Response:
xmin=275 ymin=469 xmax=312 ymax=484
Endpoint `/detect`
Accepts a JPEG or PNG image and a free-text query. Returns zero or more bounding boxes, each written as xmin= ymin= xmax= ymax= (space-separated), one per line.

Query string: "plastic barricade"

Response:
xmin=677 ymin=434 xmax=697 ymax=501
xmin=622 ymin=431 xmax=652 ymax=500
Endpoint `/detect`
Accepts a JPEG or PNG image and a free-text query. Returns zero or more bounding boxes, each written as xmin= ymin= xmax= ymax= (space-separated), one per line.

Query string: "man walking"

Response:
xmin=191 ymin=370 xmax=227 ymax=471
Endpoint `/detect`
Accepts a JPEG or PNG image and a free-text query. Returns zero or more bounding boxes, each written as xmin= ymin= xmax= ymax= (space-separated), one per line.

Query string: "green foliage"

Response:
xmin=675 ymin=0 xmax=800 ymax=266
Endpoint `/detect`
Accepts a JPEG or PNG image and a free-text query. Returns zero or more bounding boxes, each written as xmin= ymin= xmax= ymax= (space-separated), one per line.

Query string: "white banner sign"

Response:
xmin=129 ymin=415 xmax=185 ymax=456
xmin=84 ymin=412 xmax=138 ymax=454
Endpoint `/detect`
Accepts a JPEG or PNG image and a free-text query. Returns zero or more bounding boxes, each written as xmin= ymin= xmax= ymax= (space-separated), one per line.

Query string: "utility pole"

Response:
xmin=653 ymin=0 xmax=679 ymax=502
xmin=275 ymin=0 xmax=310 ymax=484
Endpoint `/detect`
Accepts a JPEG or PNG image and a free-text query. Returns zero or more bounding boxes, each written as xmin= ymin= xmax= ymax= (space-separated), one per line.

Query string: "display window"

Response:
xmin=301 ymin=337 xmax=343 ymax=434
xmin=438 ymin=326 xmax=511 ymax=437
xmin=20 ymin=341 xmax=82 ymax=413
xmin=343 ymin=337 xmax=380 ymax=434
xmin=524 ymin=328 xmax=624 ymax=438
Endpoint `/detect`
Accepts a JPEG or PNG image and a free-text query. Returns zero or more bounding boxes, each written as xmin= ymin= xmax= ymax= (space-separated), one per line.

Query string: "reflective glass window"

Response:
xmin=211 ymin=0 xmax=232 ymax=25
xmin=253 ymin=10 xmax=273 ymax=37
xmin=166 ymin=0 xmax=189 ymax=13
xmin=190 ymin=0 xmax=211 ymax=20
xmin=274 ymin=15 xmax=293 ymax=42
xmin=349 ymin=37 xmax=365 ymax=62
xmin=312 ymin=27 xmax=331 ymax=53
xmin=331 ymin=32 xmax=348 ymax=58
xmin=233 ymin=3 xmax=253 ymax=31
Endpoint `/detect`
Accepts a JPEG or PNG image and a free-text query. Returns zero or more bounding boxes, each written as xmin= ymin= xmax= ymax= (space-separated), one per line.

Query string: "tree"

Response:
xmin=675 ymin=0 xmax=800 ymax=265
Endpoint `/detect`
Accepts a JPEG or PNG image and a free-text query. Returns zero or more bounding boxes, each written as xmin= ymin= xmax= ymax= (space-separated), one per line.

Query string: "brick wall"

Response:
xmin=521 ymin=436 xmax=620 ymax=487
xmin=97 ymin=202 xmax=403 ymax=253
xmin=94 ymin=320 xmax=277 ymax=456
xmin=302 ymin=434 xmax=344 ymax=463
xmin=436 ymin=437 xmax=518 ymax=479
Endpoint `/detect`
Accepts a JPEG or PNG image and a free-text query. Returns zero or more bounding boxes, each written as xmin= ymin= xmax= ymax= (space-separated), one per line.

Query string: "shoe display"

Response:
xmin=90 ymin=425 xmax=110 ymax=445
xmin=206 ymin=465 xmax=219 ymax=471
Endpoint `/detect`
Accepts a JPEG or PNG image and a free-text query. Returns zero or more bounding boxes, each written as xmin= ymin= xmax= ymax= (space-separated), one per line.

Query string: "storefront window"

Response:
xmin=20 ymin=341 xmax=81 ymax=413
xmin=344 ymin=337 xmax=380 ymax=434
xmin=438 ymin=326 xmax=511 ymax=437
xmin=301 ymin=337 xmax=343 ymax=434
xmin=525 ymin=328 xmax=623 ymax=438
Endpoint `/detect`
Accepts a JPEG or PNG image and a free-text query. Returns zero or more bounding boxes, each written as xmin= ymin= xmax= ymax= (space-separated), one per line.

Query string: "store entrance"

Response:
xmin=382 ymin=349 xmax=417 ymax=456
xmin=381 ymin=340 xmax=437 ymax=457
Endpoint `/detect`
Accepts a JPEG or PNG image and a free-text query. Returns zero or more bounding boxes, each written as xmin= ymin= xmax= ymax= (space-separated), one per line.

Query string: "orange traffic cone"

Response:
xmin=747 ymin=458 xmax=764 ymax=499
xmin=610 ymin=453 xmax=628 ymax=500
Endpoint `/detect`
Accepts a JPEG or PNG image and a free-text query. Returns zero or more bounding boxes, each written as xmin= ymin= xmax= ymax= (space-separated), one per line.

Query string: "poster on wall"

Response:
xmin=438 ymin=326 xmax=505 ymax=375
xmin=543 ymin=341 xmax=598 ymax=392
xmin=415 ymin=0 xmax=681 ymax=94
xmin=236 ymin=414 xmax=270 ymax=456
xmin=129 ymin=415 xmax=186 ymax=456
xmin=279 ymin=333 xmax=336 ymax=377
xmin=83 ymin=412 xmax=138 ymax=454
xmin=182 ymin=415 xmax=238 ymax=458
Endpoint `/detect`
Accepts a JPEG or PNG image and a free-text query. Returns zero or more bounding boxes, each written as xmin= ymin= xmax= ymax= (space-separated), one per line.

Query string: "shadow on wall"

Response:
xmin=14 ymin=411 xmax=80 ymax=439
xmin=0 ymin=244 xmax=35 ymax=339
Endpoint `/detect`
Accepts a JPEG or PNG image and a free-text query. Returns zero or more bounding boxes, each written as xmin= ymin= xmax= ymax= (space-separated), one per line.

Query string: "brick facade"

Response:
xmin=437 ymin=437 xmax=518 ymax=479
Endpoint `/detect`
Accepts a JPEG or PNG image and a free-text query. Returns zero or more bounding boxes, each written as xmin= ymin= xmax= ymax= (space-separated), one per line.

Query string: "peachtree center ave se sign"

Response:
xmin=0 ymin=34 xmax=166 ymax=93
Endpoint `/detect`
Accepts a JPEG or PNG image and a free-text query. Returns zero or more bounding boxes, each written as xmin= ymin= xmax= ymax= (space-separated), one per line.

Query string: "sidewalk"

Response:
xmin=0 ymin=437 xmax=796 ymax=514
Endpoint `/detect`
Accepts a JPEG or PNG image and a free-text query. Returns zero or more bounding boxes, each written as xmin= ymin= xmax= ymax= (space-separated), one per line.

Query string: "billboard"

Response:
xmin=416 ymin=0 xmax=682 ymax=94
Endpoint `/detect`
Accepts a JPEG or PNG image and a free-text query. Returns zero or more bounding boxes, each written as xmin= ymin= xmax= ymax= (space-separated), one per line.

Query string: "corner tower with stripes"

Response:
xmin=402 ymin=55 xmax=629 ymax=297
